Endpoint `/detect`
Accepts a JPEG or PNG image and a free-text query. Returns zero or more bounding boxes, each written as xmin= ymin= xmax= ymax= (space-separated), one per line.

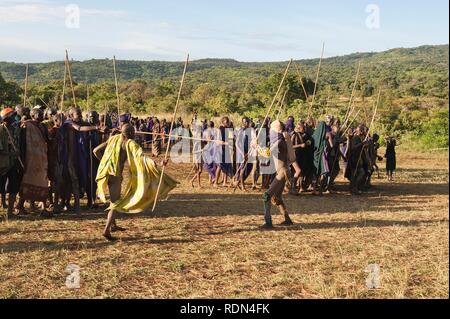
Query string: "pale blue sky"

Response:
xmin=0 ymin=0 xmax=448 ymax=62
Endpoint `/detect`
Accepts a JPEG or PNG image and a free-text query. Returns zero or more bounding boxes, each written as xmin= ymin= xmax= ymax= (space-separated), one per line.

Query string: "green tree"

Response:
xmin=0 ymin=72 xmax=22 ymax=107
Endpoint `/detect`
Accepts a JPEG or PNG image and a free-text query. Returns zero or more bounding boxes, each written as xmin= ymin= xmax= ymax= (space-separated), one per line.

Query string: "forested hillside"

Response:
xmin=0 ymin=44 xmax=448 ymax=149
xmin=1 ymin=45 xmax=448 ymax=97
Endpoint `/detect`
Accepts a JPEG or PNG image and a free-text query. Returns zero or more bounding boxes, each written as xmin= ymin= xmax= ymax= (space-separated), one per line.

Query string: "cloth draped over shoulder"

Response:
xmin=0 ymin=124 xmax=21 ymax=176
xmin=20 ymin=121 xmax=48 ymax=201
xmin=96 ymin=134 xmax=178 ymax=214
xmin=57 ymin=120 xmax=88 ymax=192
xmin=311 ymin=121 xmax=328 ymax=176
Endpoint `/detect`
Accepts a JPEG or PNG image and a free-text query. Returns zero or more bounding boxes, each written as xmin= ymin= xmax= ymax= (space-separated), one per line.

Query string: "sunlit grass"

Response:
xmin=0 ymin=151 xmax=448 ymax=298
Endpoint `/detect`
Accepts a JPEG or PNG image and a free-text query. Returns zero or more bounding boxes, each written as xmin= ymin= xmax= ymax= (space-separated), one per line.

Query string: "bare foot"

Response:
xmin=13 ymin=208 xmax=25 ymax=216
xmin=103 ymin=233 xmax=118 ymax=241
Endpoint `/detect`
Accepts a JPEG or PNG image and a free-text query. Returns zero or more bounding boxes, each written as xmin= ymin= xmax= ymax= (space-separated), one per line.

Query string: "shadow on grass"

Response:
xmin=2 ymin=181 xmax=448 ymax=220
xmin=1 ymin=218 xmax=446 ymax=253
xmin=193 ymin=218 xmax=448 ymax=237
xmin=0 ymin=235 xmax=194 ymax=253
xmin=151 ymin=182 xmax=449 ymax=217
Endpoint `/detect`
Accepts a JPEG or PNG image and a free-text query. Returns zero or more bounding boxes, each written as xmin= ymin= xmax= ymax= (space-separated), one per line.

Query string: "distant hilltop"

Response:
xmin=0 ymin=44 xmax=448 ymax=101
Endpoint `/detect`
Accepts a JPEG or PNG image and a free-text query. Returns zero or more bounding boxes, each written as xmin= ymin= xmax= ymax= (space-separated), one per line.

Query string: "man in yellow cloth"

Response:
xmin=94 ymin=124 xmax=178 ymax=241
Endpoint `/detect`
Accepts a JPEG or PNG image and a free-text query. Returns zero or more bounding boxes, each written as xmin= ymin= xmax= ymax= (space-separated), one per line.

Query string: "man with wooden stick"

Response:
xmin=291 ymin=121 xmax=314 ymax=192
xmin=327 ymin=120 xmax=346 ymax=192
xmin=151 ymin=54 xmax=189 ymax=213
xmin=0 ymin=108 xmax=23 ymax=217
xmin=234 ymin=117 xmax=254 ymax=191
xmin=215 ymin=116 xmax=234 ymax=187
xmin=345 ymin=125 xmax=368 ymax=195
xmin=152 ymin=118 xmax=162 ymax=157
xmin=261 ymin=120 xmax=295 ymax=229
xmin=57 ymin=107 xmax=101 ymax=214
xmin=48 ymin=111 xmax=65 ymax=212
xmin=85 ymin=111 xmax=103 ymax=209
xmin=94 ymin=124 xmax=176 ymax=241
xmin=202 ymin=120 xmax=219 ymax=185
xmin=189 ymin=120 xmax=204 ymax=188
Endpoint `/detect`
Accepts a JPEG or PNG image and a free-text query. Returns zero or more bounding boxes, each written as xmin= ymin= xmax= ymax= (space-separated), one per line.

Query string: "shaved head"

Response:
xmin=121 ymin=123 xmax=135 ymax=140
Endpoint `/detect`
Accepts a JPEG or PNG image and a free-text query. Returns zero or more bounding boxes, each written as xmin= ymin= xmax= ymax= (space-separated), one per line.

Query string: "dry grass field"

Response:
xmin=0 ymin=148 xmax=448 ymax=299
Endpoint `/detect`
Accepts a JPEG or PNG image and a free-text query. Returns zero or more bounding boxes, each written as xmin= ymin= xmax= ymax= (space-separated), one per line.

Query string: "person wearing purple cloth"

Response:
xmin=55 ymin=107 xmax=103 ymax=214
xmin=285 ymin=116 xmax=295 ymax=135
xmin=202 ymin=121 xmax=218 ymax=185
xmin=214 ymin=116 xmax=234 ymax=187
xmin=234 ymin=117 xmax=254 ymax=191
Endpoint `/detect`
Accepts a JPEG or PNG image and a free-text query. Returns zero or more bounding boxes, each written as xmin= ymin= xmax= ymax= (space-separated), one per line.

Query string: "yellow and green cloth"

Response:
xmin=96 ymin=134 xmax=178 ymax=214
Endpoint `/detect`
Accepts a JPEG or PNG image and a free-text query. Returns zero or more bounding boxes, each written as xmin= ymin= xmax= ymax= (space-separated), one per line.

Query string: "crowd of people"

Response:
xmin=0 ymin=104 xmax=399 ymax=232
xmin=184 ymin=114 xmax=394 ymax=195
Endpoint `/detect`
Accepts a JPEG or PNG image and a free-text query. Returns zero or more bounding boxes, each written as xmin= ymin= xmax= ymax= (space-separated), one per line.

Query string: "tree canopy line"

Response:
xmin=0 ymin=44 xmax=448 ymax=149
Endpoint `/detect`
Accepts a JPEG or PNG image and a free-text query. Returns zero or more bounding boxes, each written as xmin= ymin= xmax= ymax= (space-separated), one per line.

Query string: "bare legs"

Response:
xmin=190 ymin=166 xmax=202 ymax=188
xmin=387 ymin=170 xmax=394 ymax=182
xmin=103 ymin=209 xmax=117 ymax=241
xmin=251 ymin=162 xmax=259 ymax=190
xmin=103 ymin=177 xmax=123 ymax=241
xmin=214 ymin=166 xmax=230 ymax=187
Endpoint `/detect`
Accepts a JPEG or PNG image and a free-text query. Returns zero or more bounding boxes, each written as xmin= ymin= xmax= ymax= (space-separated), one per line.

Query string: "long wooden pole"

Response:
xmin=293 ymin=62 xmax=308 ymax=101
xmin=136 ymin=131 xmax=227 ymax=144
xmin=103 ymin=104 xmax=107 ymax=127
xmin=365 ymin=90 xmax=381 ymax=140
xmin=232 ymin=59 xmax=293 ymax=193
xmin=23 ymin=64 xmax=29 ymax=107
xmin=152 ymin=54 xmax=190 ymax=213
xmin=360 ymin=98 xmax=370 ymax=125
xmin=258 ymin=59 xmax=292 ymax=140
xmin=89 ymin=137 xmax=94 ymax=204
xmin=342 ymin=101 xmax=357 ymax=132
xmin=113 ymin=56 xmax=121 ymax=125
xmin=353 ymin=90 xmax=382 ymax=178
xmin=342 ymin=109 xmax=361 ymax=132
xmin=330 ymin=106 xmax=362 ymax=177
xmin=343 ymin=61 xmax=361 ymax=125
xmin=276 ymin=89 xmax=289 ymax=120
xmin=65 ymin=50 xmax=77 ymax=108
xmin=86 ymin=84 xmax=90 ymax=112
xmin=61 ymin=58 xmax=67 ymax=111
xmin=329 ymin=62 xmax=363 ymax=182
xmin=309 ymin=42 xmax=325 ymax=117
xmin=143 ymin=132 xmax=227 ymax=144
xmin=38 ymin=97 xmax=50 ymax=109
